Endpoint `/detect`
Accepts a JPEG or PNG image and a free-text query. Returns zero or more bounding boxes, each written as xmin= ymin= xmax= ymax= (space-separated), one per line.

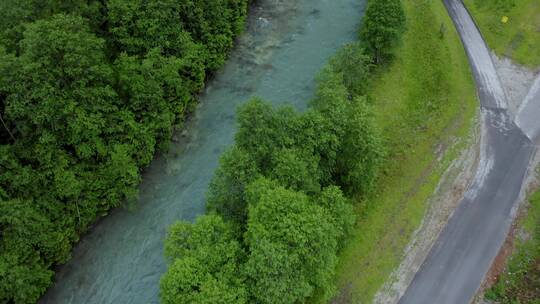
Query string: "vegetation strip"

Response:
xmin=0 ymin=1 xmax=250 ymax=303
xmin=320 ymin=0 xmax=478 ymax=302
xmin=159 ymin=0 xmax=407 ymax=302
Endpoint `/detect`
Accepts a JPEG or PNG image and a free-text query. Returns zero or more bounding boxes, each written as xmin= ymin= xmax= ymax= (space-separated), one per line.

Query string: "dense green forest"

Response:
xmin=0 ymin=1 xmax=250 ymax=303
xmin=160 ymin=0 xmax=405 ymax=302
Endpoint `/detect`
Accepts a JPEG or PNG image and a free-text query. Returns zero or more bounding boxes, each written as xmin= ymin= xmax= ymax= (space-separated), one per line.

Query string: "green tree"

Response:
xmin=0 ymin=199 xmax=65 ymax=303
xmin=1 ymin=13 xmax=143 ymax=210
xmin=337 ymin=97 xmax=384 ymax=195
xmin=0 ymin=47 xmax=16 ymax=145
xmin=161 ymin=257 xmax=247 ymax=304
xmin=114 ymin=49 xmax=203 ymax=155
xmin=162 ymin=90 xmax=382 ymax=302
xmin=161 ymin=215 xmax=246 ymax=304
xmin=328 ymin=42 xmax=372 ymax=98
xmin=106 ymin=0 xmax=206 ymax=90
xmin=4 ymin=14 xmax=117 ymax=158
xmin=360 ymin=0 xmax=406 ymax=63
xmin=310 ymin=72 xmax=352 ymax=184
xmin=312 ymin=74 xmax=383 ymax=195
xmin=206 ymin=147 xmax=259 ymax=225
xmin=0 ymin=14 xmax=141 ymax=303
xmin=268 ymin=148 xmax=321 ymax=194
xmin=316 ymin=186 xmax=355 ymax=244
xmin=235 ymin=99 xmax=325 ymax=180
xmin=235 ymin=99 xmax=302 ymax=167
xmin=171 ymin=0 xmax=249 ymax=70
xmin=107 ymin=0 xmax=197 ymax=56
xmin=106 ymin=0 xmax=248 ymax=71
xmin=164 ymin=214 xmax=241 ymax=261
xmin=0 ymin=0 xmax=104 ymax=52
xmin=244 ymin=182 xmax=339 ymax=303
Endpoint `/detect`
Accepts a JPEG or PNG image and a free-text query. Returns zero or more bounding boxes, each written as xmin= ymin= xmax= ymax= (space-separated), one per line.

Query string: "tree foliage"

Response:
xmin=160 ymin=215 xmax=246 ymax=304
xmin=0 ymin=0 xmax=104 ymax=52
xmin=360 ymin=0 xmax=406 ymax=62
xmin=244 ymin=183 xmax=339 ymax=303
xmin=0 ymin=1 xmax=250 ymax=302
xmin=327 ymin=42 xmax=372 ymax=97
xmin=206 ymin=147 xmax=260 ymax=226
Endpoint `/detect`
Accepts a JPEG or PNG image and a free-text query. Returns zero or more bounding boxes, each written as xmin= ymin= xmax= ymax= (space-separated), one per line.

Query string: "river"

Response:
xmin=40 ymin=1 xmax=363 ymax=303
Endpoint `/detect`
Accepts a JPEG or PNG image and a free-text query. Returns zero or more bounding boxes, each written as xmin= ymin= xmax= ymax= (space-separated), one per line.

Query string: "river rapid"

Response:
xmin=41 ymin=1 xmax=364 ymax=303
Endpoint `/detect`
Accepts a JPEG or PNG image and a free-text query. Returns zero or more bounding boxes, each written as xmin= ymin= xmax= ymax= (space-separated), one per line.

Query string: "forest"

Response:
xmin=160 ymin=0 xmax=405 ymax=302
xmin=0 ymin=1 xmax=250 ymax=303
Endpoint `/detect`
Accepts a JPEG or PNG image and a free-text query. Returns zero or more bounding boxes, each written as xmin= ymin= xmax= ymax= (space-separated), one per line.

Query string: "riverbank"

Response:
xmin=321 ymin=0 xmax=478 ymax=302
xmin=463 ymin=0 xmax=540 ymax=67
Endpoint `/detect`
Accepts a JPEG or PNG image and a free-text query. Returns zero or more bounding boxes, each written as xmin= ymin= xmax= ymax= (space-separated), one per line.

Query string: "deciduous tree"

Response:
xmin=360 ymin=0 xmax=406 ymax=63
xmin=161 ymin=215 xmax=246 ymax=304
xmin=244 ymin=183 xmax=339 ymax=303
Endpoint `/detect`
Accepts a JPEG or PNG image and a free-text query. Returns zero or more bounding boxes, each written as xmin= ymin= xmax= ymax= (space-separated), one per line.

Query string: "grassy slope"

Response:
xmin=463 ymin=0 xmax=540 ymax=67
xmin=486 ymin=188 xmax=540 ymax=303
xmin=317 ymin=0 xmax=478 ymax=302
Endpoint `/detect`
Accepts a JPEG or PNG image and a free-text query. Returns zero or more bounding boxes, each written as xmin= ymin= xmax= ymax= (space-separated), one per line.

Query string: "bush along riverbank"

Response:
xmin=0 ymin=1 xmax=250 ymax=303
xmin=159 ymin=0 xmax=406 ymax=303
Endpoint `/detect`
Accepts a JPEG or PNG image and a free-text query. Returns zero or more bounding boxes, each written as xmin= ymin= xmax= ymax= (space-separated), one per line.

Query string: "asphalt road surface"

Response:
xmin=398 ymin=0 xmax=539 ymax=303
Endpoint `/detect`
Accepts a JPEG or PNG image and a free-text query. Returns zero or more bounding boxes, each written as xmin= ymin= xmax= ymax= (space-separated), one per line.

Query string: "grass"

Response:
xmin=485 ymin=187 xmax=540 ymax=304
xmin=312 ymin=0 xmax=479 ymax=302
xmin=463 ymin=0 xmax=540 ymax=67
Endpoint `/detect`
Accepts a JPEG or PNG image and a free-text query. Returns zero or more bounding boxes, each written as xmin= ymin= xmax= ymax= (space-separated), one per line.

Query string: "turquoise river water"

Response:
xmin=40 ymin=1 xmax=364 ymax=303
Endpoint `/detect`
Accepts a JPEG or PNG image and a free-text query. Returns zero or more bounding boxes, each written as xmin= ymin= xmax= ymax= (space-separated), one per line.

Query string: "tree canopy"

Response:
xmin=244 ymin=182 xmax=339 ymax=303
xmin=160 ymin=215 xmax=246 ymax=304
xmin=0 ymin=1 xmax=250 ymax=302
xmin=360 ymin=0 xmax=406 ymax=62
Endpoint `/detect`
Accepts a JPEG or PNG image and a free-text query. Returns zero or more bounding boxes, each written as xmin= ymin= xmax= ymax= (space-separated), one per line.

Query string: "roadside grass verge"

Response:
xmin=463 ymin=0 xmax=540 ymax=67
xmin=486 ymin=187 xmax=540 ymax=303
xmin=316 ymin=0 xmax=478 ymax=302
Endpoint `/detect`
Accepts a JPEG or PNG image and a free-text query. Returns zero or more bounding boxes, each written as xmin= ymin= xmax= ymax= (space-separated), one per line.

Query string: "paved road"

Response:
xmin=398 ymin=0 xmax=539 ymax=303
